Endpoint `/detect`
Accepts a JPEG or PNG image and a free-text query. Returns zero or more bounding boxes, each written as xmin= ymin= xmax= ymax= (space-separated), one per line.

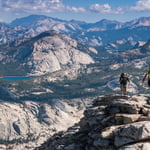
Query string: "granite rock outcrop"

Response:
xmin=36 ymin=95 xmax=150 ymax=150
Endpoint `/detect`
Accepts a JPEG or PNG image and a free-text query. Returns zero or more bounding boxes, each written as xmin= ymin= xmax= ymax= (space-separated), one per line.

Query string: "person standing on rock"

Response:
xmin=119 ymin=73 xmax=130 ymax=95
xmin=142 ymin=68 xmax=150 ymax=87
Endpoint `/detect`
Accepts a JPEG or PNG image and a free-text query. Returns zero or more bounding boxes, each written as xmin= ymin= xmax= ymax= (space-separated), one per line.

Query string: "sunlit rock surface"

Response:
xmin=0 ymin=98 xmax=92 ymax=150
xmin=35 ymin=95 xmax=150 ymax=150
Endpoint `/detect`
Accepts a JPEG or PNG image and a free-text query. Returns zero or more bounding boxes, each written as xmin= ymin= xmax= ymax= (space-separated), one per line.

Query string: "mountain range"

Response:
xmin=0 ymin=15 xmax=150 ymax=150
xmin=0 ymin=15 xmax=150 ymax=98
xmin=0 ymin=15 xmax=150 ymax=51
xmin=9 ymin=15 xmax=150 ymax=32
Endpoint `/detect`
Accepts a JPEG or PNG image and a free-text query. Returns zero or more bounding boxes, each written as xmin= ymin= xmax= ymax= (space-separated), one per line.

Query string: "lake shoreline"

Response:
xmin=0 ymin=76 xmax=35 ymax=81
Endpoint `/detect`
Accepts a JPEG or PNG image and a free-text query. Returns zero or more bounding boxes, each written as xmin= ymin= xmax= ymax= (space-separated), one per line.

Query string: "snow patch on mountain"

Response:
xmin=110 ymin=64 xmax=122 ymax=70
xmin=133 ymin=60 xmax=146 ymax=69
xmin=88 ymin=47 xmax=98 ymax=54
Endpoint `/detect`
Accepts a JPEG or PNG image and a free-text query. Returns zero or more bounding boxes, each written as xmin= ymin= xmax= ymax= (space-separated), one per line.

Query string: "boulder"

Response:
xmin=35 ymin=95 xmax=150 ymax=150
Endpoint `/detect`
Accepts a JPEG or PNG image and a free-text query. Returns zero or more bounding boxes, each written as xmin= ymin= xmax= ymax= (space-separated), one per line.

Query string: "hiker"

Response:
xmin=142 ymin=68 xmax=150 ymax=87
xmin=119 ymin=73 xmax=130 ymax=95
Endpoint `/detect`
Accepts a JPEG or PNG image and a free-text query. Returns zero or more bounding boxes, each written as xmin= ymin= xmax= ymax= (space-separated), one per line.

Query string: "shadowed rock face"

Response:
xmin=0 ymin=86 xmax=17 ymax=101
xmin=35 ymin=95 xmax=150 ymax=150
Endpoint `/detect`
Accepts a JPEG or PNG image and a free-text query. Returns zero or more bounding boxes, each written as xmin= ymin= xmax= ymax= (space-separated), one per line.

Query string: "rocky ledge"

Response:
xmin=35 ymin=94 xmax=150 ymax=150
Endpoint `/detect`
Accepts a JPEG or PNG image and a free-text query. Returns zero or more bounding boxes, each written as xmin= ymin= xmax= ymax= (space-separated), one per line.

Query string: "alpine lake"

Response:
xmin=0 ymin=76 xmax=34 ymax=81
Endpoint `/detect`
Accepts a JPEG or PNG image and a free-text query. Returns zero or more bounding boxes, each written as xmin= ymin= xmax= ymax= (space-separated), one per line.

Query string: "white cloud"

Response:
xmin=89 ymin=3 xmax=123 ymax=14
xmin=130 ymin=0 xmax=150 ymax=11
xmin=2 ymin=0 xmax=149 ymax=16
xmin=0 ymin=0 xmax=85 ymax=14
xmin=66 ymin=6 xmax=85 ymax=13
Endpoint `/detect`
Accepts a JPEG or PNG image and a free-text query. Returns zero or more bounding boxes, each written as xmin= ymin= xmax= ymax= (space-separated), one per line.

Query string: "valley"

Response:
xmin=0 ymin=14 xmax=150 ymax=149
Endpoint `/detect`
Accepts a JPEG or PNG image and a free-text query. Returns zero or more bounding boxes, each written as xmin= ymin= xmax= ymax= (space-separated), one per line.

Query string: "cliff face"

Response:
xmin=36 ymin=95 xmax=150 ymax=150
xmin=0 ymin=98 xmax=92 ymax=150
xmin=29 ymin=32 xmax=94 ymax=75
xmin=0 ymin=30 xmax=95 ymax=76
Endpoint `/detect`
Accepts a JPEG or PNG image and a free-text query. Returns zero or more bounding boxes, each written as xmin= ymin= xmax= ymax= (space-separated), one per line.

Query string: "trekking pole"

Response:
xmin=128 ymin=82 xmax=133 ymax=97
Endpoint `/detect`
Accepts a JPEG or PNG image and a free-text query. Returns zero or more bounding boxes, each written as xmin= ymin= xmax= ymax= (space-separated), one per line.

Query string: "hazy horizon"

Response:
xmin=0 ymin=0 xmax=150 ymax=23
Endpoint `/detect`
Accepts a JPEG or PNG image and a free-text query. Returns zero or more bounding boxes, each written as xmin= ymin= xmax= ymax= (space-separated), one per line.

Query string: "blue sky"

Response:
xmin=0 ymin=0 xmax=150 ymax=23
